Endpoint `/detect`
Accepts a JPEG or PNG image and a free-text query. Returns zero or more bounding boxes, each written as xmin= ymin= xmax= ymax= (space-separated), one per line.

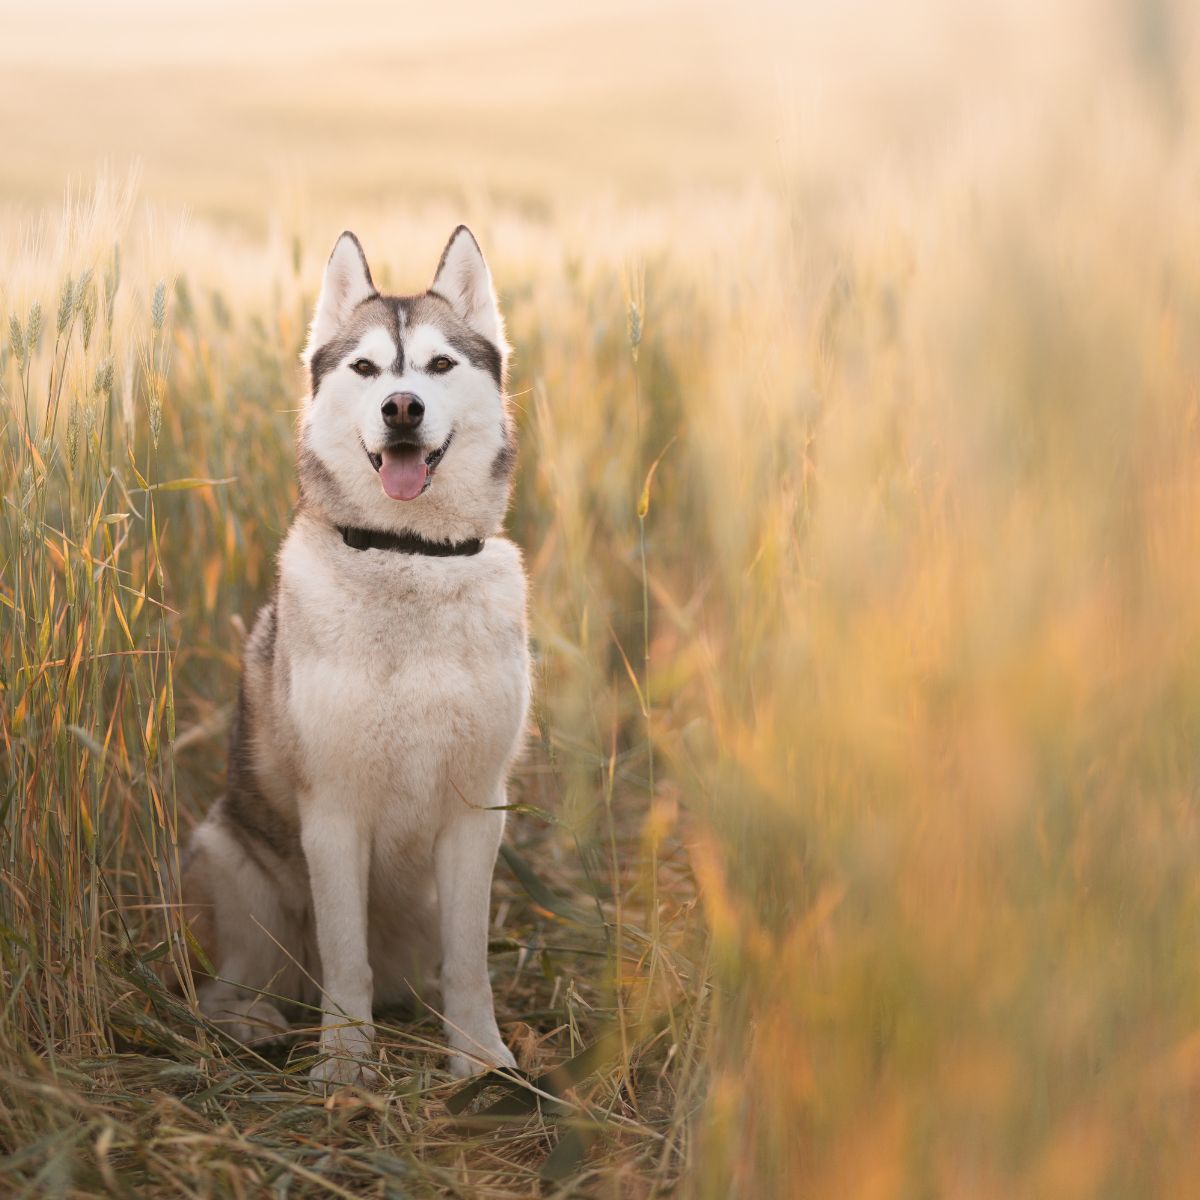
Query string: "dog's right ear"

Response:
xmin=305 ymin=232 xmax=376 ymax=362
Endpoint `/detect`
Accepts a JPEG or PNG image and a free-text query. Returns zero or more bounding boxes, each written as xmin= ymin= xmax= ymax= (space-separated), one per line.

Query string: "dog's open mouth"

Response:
xmin=365 ymin=432 xmax=453 ymax=502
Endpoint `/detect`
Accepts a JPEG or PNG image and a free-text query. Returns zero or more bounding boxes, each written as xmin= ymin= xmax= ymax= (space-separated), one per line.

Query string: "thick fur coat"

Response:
xmin=176 ymin=227 xmax=527 ymax=1087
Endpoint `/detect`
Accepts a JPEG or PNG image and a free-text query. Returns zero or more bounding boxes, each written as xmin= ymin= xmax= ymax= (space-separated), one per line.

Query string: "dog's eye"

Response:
xmin=349 ymin=358 xmax=378 ymax=377
xmin=428 ymin=355 xmax=456 ymax=375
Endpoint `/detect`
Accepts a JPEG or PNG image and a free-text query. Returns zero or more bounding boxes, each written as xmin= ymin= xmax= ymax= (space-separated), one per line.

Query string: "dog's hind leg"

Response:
xmin=185 ymin=817 xmax=302 ymax=1046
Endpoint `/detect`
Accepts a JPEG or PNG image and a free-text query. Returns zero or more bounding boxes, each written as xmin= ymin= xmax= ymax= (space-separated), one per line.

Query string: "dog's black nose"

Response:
xmin=381 ymin=393 xmax=424 ymax=430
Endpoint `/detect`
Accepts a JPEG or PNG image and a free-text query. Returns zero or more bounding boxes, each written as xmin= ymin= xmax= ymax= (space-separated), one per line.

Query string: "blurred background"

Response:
xmin=6 ymin=0 xmax=1190 ymax=223
xmin=3 ymin=1 xmax=1200 ymax=1196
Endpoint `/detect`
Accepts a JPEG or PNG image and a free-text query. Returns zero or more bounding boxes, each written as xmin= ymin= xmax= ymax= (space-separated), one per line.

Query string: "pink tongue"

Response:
xmin=378 ymin=446 xmax=428 ymax=501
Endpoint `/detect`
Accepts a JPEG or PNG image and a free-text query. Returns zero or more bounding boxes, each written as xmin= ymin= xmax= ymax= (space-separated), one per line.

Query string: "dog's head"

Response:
xmin=299 ymin=228 xmax=514 ymax=541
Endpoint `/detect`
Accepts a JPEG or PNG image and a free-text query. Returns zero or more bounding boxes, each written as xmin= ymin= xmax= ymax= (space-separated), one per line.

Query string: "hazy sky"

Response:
xmin=2 ymin=0 xmax=1192 ymax=224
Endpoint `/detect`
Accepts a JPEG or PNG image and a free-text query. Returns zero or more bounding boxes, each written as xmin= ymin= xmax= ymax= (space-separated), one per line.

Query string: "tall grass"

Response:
xmin=0 ymin=182 xmax=714 ymax=1194
xmin=4 ymin=49 xmax=1200 ymax=1197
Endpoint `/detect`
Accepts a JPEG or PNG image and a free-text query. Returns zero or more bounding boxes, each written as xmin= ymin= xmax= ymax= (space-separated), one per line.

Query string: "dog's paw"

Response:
xmin=308 ymin=1024 xmax=379 ymax=1092
xmin=308 ymin=1054 xmax=380 ymax=1091
xmin=210 ymin=1001 xmax=291 ymax=1047
xmin=448 ymin=1039 xmax=518 ymax=1080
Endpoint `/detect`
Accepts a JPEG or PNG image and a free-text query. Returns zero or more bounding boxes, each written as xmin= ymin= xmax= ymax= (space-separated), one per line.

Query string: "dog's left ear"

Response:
xmin=431 ymin=226 xmax=507 ymax=354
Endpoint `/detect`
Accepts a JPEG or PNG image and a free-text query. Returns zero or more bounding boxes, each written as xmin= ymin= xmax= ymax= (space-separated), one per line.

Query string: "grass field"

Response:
xmin=3 ymin=0 xmax=1200 ymax=1195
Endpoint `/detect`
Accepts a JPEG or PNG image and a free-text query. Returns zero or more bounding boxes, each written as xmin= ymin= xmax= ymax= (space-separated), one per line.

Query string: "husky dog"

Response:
xmin=175 ymin=227 xmax=527 ymax=1087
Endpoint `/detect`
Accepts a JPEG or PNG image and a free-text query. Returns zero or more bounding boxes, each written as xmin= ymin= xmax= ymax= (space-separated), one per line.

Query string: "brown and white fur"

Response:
xmin=175 ymin=227 xmax=526 ymax=1088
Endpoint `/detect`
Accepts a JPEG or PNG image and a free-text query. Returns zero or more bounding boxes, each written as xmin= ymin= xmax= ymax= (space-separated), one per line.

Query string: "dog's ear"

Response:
xmin=306 ymin=232 xmax=376 ymax=361
xmin=430 ymin=226 xmax=507 ymax=354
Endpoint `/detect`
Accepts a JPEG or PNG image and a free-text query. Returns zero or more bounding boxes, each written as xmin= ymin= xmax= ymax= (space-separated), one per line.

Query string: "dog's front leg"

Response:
xmin=301 ymin=806 xmax=378 ymax=1089
xmin=436 ymin=801 xmax=517 ymax=1078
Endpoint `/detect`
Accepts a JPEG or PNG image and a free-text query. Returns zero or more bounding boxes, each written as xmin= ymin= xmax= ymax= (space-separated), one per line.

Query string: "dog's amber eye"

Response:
xmin=429 ymin=355 xmax=456 ymax=374
xmin=349 ymin=358 xmax=378 ymax=377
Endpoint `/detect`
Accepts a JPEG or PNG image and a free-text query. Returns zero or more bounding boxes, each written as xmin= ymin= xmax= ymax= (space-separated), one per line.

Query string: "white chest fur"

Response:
xmin=277 ymin=521 xmax=530 ymax=832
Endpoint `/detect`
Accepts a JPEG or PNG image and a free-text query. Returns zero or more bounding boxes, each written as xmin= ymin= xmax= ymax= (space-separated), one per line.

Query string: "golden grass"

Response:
xmin=4 ymin=0 xmax=1200 ymax=1194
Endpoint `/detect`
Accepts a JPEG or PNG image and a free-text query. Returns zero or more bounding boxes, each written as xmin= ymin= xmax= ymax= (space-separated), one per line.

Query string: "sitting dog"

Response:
xmin=176 ymin=227 xmax=527 ymax=1087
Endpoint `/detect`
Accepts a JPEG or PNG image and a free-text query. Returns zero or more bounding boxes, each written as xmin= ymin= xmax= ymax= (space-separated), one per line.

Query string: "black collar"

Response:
xmin=338 ymin=525 xmax=484 ymax=557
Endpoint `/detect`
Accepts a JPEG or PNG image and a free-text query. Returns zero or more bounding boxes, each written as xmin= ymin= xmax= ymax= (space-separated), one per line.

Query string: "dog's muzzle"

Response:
xmin=364 ymin=430 xmax=454 ymax=502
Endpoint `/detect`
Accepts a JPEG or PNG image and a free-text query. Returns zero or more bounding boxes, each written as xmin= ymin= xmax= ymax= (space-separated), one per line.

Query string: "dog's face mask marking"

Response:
xmin=301 ymin=228 xmax=511 ymax=529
